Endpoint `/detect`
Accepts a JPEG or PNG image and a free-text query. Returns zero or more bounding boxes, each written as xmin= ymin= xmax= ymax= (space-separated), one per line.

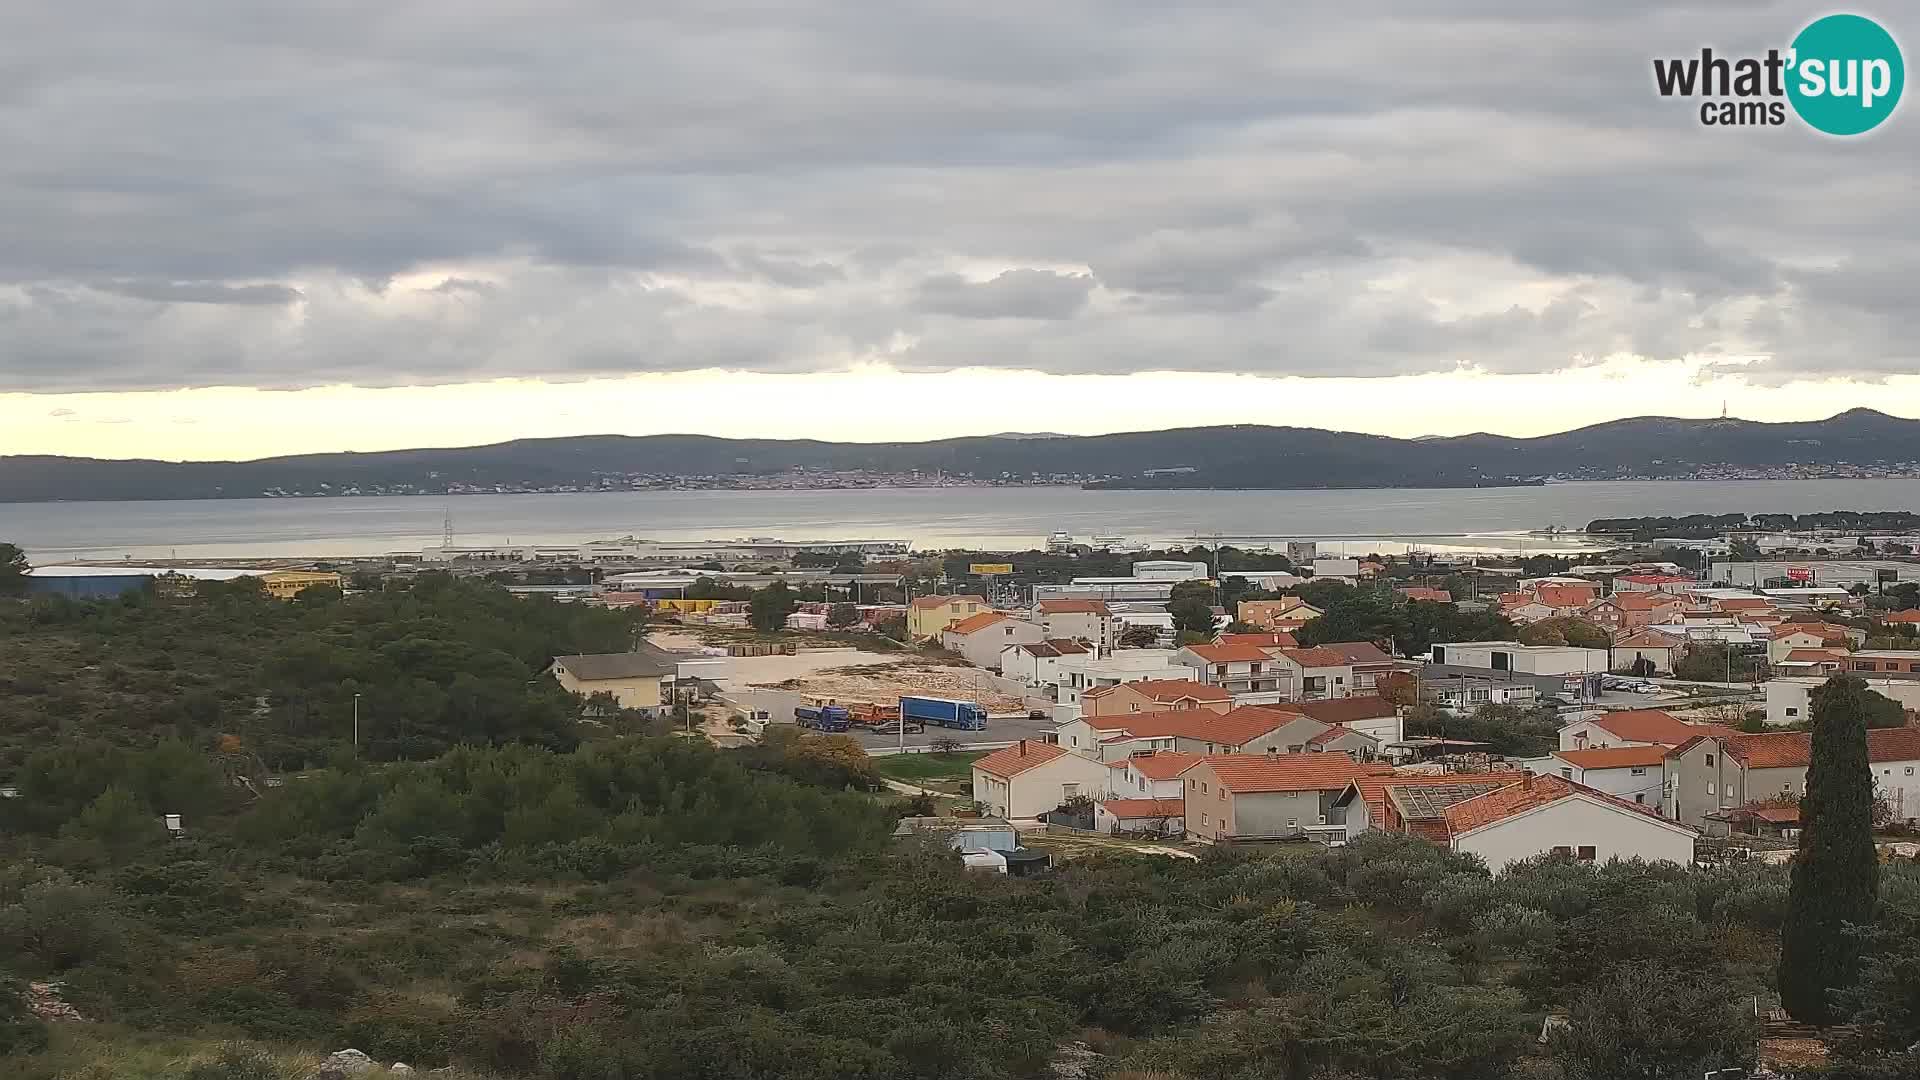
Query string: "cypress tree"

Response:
xmin=1778 ymin=674 xmax=1880 ymax=1024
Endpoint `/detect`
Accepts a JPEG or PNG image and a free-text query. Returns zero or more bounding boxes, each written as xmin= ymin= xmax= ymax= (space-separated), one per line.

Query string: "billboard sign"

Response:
xmin=969 ymin=563 xmax=1013 ymax=575
xmin=1878 ymin=568 xmax=1900 ymax=583
xmin=1786 ymin=567 xmax=1814 ymax=582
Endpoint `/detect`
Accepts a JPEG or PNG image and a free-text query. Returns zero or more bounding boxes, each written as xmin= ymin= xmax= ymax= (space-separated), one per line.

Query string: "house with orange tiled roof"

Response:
xmin=1236 ymin=598 xmax=1323 ymax=631
xmin=971 ymin=739 xmax=1115 ymax=819
xmin=1667 ymin=727 xmax=1920 ymax=828
xmin=1428 ymin=773 xmax=1698 ymax=873
xmin=1263 ymin=646 xmax=1358 ymax=702
xmin=1609 ymin=627 xmax=1686 ymax=675
xmin=1558 ymin=708 xmax=1738 ymax=752
xmin=1175 ymin=642 xmax=1288 ymax=698
xmin=1081 ymin=678 xmax=1232 ymax=719
xmin=1181 ymin=753 xmax=1368 ymax=843
xmin=1774 ymin=648 xmax=1846 ymax=676
xmin=1525 ymin=745 xmax=1670 ymax=810
xmin=1059 ymin=705 xmax=1329 ymax=761
xmin=1104 ymin=750 xmax=1206 ymax=799
xmin=1095 ymin=797 xmax=1186 ymax=836
xmin=1397 ymin=586 xmax=1453 ymax=603
xmin=1767 ymin=623 xmax=1852 ymax=663
xmin=1334 ymin=770 xmax=1531 ymax=839
xmin=941 ymin=611 xmax=1044 ymax=669
xmin=1534 ymin=583 xmax=1600 ymax=609
xmin=1882 ymin=609 xmax=1920 ymax=626
xmin=907 ymin=594 xmax=988 ymax=640
xmin=1218 ymin=631 xmax=1299 ymax=649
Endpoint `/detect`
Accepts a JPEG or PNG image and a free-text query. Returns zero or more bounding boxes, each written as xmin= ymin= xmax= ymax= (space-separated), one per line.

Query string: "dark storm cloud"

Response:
xmin=0 ymin=1 xmax=1910 ymax=391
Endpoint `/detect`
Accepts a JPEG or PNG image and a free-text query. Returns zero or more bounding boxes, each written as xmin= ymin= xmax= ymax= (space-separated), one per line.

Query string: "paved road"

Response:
xmin=850 ymin=712 xmax=1056 ymax=753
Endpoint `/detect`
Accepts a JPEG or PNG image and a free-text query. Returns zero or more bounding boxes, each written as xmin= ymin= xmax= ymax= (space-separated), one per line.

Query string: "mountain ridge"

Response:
xmin=3 ymin=409 xmax=1917 ymax=502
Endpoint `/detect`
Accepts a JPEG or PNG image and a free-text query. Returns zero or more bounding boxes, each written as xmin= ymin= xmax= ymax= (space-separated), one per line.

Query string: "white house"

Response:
xmin=1000 ymin=639 xmax=1090 ymax=687
xmin=1095 ymin=797 xmax=1185 ymax=836
xmin=1265 ymin=647 xmax=1357 ymax=701
xmin=971 ymin=740 xmax=1116 ymax=819
xmin=1175 ymin=643 xmax=1288 ymax=697
xmin=1766 ymin=675 xmax=1920 ymax=727
xmin=941 ymin=612 xmax=1045 ymax=670
xmin=1526 ymin=746 xmax=1668 ymax=810
xmin=1104 ymin=750 xmax=1205 ymax=799
xmin=1610 ymin=628 xmax=1686 ymax=675
xmin=1559 ymin=709 xmax=1734 ymax=752
xmin=1033 ymin=599 xmax=1118 ymax=654
xmin=1050 ymin=649 xmax=1190 ymax=716
xmin=1436 ymin=774 xmax=1698 ymax=873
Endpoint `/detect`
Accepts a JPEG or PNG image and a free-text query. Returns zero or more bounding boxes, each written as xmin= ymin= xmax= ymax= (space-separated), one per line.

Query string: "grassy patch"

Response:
xmin=873 ymin=751 xmax=986 ymax=783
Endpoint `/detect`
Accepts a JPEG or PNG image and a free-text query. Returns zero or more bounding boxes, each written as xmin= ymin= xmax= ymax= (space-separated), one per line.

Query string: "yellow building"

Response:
xmin=261 ymin=570 xmax=343 ymax=600
xmin=652 ymin=597 xmax=726 ymax=614
xmin=549 ymin=647 xmax=679 ymax=717
xmin=907 ymin=594 xmax=989 ymax=641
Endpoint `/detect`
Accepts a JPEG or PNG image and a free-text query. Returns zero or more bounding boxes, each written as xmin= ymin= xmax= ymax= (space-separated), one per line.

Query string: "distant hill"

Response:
xmin=3 ymin=409 xmax=1918 ymax=502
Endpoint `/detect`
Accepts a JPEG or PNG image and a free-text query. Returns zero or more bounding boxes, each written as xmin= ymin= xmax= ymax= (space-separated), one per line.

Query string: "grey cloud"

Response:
xmin=916 ymin=269 xmax=1095 ymax=320
xmin=0 ymin=1 xmax=1910 ymax=391
xmin=92 ymin=280 xmax=303 ymax=306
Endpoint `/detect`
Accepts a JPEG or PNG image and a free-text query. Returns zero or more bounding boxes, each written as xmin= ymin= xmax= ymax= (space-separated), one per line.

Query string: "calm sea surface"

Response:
xmin=7 ymin=479 xmax=1920 ymax=561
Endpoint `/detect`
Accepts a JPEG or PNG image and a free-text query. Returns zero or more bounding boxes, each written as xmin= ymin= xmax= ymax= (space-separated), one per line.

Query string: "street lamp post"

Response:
xmin=352 ymin=692 xmax=362 ymax=753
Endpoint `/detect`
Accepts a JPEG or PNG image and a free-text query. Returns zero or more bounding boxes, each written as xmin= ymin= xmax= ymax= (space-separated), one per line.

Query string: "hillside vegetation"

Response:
xmin=5 ymin=577 xmax=1920 ymax=1079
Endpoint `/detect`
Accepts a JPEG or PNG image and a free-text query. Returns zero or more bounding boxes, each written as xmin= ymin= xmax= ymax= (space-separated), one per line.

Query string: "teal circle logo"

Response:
xmin=1787 ymin=14 xmax=1904 ymax=135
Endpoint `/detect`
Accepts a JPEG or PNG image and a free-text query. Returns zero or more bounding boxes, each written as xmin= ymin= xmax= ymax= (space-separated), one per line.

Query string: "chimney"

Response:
xmin=1018 ymin=739 xmax=1027 ymax=757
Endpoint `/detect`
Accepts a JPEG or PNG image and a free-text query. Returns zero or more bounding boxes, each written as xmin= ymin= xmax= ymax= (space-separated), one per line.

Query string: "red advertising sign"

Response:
xmin=1786 ymin=567 xmax=1813 ymax=582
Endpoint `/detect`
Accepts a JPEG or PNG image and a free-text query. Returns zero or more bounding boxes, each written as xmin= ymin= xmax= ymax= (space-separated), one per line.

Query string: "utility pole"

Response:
xmin=352 ymin=693 xmax=362 ymax=754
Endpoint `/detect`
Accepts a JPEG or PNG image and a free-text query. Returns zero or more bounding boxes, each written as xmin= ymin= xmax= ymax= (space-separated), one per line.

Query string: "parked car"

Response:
xmin=873 ymin=720 xmax=926 ymax=735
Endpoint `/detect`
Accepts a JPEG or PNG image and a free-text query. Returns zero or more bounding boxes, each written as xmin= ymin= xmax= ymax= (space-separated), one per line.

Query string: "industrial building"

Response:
xmin=1712 ymin=560 xmax=1920 ymax=589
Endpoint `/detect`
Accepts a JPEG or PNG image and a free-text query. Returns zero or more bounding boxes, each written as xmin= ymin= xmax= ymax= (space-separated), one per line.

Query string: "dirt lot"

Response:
xmin=753 ymin=657 xmax=1026 ymax=711
xmin=649 ymin=631 xmax=1026 ymax=712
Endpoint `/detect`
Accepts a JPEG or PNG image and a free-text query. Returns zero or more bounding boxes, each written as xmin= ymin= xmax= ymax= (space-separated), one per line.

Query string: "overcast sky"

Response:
xmin=3 ymin=1 xmax=1917 ymax=459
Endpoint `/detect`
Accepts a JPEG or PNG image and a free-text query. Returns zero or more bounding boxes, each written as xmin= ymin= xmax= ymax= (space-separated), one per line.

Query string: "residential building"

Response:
xmin=1307 ymin=724 xmax=1383 ymax=759
xmin=907 ymin=594 xmax=988 ymax=640
xmin=1663 ymin=734 xmax=1745 ymax=827
xmin=1773 ymin=649 xmax=1847 ymax=677
xmin=1104 ymin=750 xmax=1205 ymax=799
xmin=1559 ymin=709 xmax=1735 ymax=752
xmin=1291 ymin=695 xmax=1404 ymax=744
xmin=1337 ymin=770 xmax=1531 ymax=838
xmin=1677 ymin=728 xmax=1920 ymax=825
xmin=941 ymin=612 xmax=1045 ymax=669
xmin=1082 ymin=679 xmax=1232 ymax=718
xmin=549 ymin=647 xmax=679 ymax=715
xmin=1765 ymin=675 xmax=1920 ymax=727
xmin=971 ymin=740 xmax=1115 ymax=819
xmin=1610 ymin=628 xmax=1686 ymax=675
xmin=1397 ymin=586 xmax=1453 ymax=603
xmin=1501 ymin=601 xmax=1560 ymax=624
xmin=1057 ymin=705 xmax=1330 ymax=760
xmin=1583 ymin=592 xmax=1684 ymax=633
xmin=1843 ymin=650 xmax=1920 ymax=675
xmin=262 ymin=570 xmax=344 ymax=599
xmin=1532 ymin=583 xmax=1600 ymax=609
xmin=1882 ymin=610 xmax=1920 ymax=627
xmin=892 ymin=816 xmax=1018 ymax=853
xmin=1256 ymin=647 xmax=1352 ymax=702
xmin=1528 ymin=746 xmax=1668 ymax=809
xmin=999 ymin=639 xmax=1090 ymax=687
xmin=1219 ymin=631 xmax=1299 ymax=649
xmin=1095 ymin=797 xmax=1186 ymax=836
xmin=1050 ymin=649 xmax=1190 ymax=713
xmin=1033 ymin=599 xmax=1118 ymax=654
xmin=1176 ymin=643 xmax=1288 ymax=697
xmin=1237 ymin=598 xmax=1323 ymax=630
xmin=1768 ymin=623 xmax=1851 ymax=663
xmin=1311 ymin=641 xmax=1397 ymax=692
xmin=1432 ymin=774 xmax=1698 ymax=873
xmin=1428 ymin=641 xmax=1610 ymax=676
xmin=1182 ymin=753 xmax=1369 ymax=843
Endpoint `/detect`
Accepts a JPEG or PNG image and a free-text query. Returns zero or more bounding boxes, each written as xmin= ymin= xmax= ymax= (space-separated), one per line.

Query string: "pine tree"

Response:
xmin=1778 ymin=674 xmax=1880 ymax=1024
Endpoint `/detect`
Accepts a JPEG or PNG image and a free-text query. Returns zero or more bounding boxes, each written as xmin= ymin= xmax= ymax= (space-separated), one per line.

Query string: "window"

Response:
xmin=1707 ymin=781 xmax=1716 ymax=795
xmin=1218 ymin=788 xmax=1225 ymax=801
xmin=1628 ymin=766 xmax=1648 ymax=777
xmin=1200 ymin=812 xmax=1209 ymax=827
xmin=1063 ymin=783 xmax=1079 ymax=798
xmin=1551 ymin=845 xmax=1572 ymax=856
xmin=1786 ymin=707 xmax=1799 ymax=717
xmin=1705 ymin=754 xmax=1715 ymax=767
xmin=1635 ymin=793 xmax=1645 ymax=804
xmin=1559 ymin=767 xmax=1572 ymax=779
xmin=1577 ymin=845 xmax=1597 ymax=862
xmin=1189 ymin=778 xmax=1196 ymax=789
xmin=1201 ymin=782 xmax=1209 ymax=794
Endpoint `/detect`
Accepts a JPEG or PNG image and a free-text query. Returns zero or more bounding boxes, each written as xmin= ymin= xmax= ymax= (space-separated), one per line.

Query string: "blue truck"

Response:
xmin=795 ymin=704 xmax=852 ymax=732
xmin=899 ymin=696 xmax=988 ymax=731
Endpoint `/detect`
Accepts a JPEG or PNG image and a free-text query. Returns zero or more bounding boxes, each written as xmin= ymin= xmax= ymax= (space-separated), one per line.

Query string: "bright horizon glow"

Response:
xmin=5 ymin=358 xmax=1916 ymax=462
